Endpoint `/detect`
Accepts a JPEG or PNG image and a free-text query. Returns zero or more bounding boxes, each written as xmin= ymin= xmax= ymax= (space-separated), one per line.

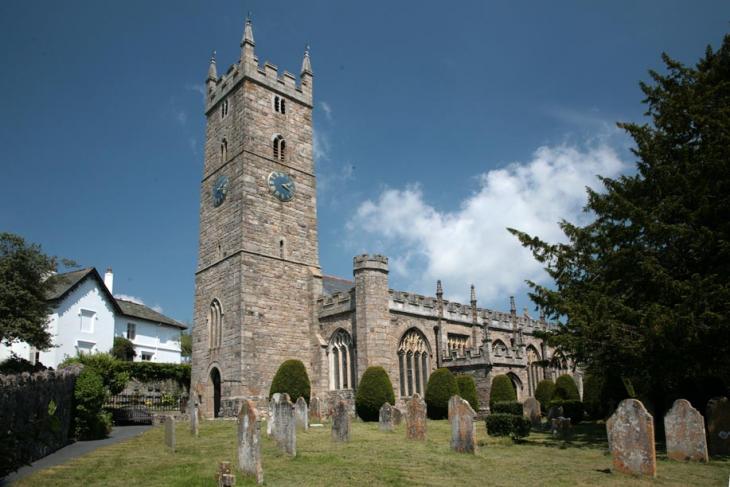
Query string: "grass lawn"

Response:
xmin=14 ymin=418 xmax=730 ymax=486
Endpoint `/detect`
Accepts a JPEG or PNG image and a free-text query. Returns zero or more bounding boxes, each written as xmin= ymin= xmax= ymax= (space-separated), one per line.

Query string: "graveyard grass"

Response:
xmin=14 ymin=420 xmax=730 ymax=486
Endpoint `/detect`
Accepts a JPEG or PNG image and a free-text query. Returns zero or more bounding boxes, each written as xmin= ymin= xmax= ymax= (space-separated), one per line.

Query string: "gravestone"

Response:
xmin=379 ymin=403 xmax=395 ymax=432
xmin=190 ymin=402 xmax=200 ymax=437
xmin=295 ymin=396 xmax=309 ymax=431
xmin=448 ymin=395 xmax=476 ymax=454
xmin=547 ymin=405 xmax=563 ymax=422
xmin=331 ymin=400 xmax=350 ymax=442
xmin=664 ymin=399 xmax=708 ymax=462
xmin=606 ymin=399 xmax=656 ymax=477
xmin=237 ymin=400 xmax=263 ymax=484
xmin=267 ymin=393 xmax=281 ymax=437
xmin=216 ymin=461 xmax=234 ymax=487
xmin=309 ymin=396 xmax=323 ymax=423
xmin=550 ymin=417 xmax=572 ymax=440
xmin=392 ymin=407 xmax=403 ymax=426
xmin=706 ymin=396 xmax=730 ymax=456
xmin=406 ymin=393 xmax=427 ymax=441
xmin=164 ymin=416 xmax=176 ymax=452
xmin=523 ymin=397 xmax=541 ymax=427
xmin=271 ymin=393 xmax=296 ymax=456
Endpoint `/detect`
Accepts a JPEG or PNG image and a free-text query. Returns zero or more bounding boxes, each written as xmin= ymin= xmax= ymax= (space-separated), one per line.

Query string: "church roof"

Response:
xmin=115 ymin=299 xmax=187 ymax=330
xmin=322 ymin=275 xmax=353 ymax=295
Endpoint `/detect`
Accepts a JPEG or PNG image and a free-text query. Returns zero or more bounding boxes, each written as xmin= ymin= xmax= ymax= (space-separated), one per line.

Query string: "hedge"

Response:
xmin=554 ymin=374 xmax=580 ymax=401
xmin=60 ymin=353 xmax=191 ymax=390
xmin=425 ymin=368 xmax=458 ymax=419
xmin=485 ymin=413 xmax=531 ymax=440
xmin=355 ymin=366 xmax=395 ymax=421
xmin=491 ymin=401 xmax=522 ymax=416
xmin=490 ymin=374 xmax=516 ymax=406
xmin=548 ymin=399 xmax=584 ymax=425
xmin=74 ymin=368 xmax=112 ymax=440
xmin=456 ymin=375 xmax=480 ymax=411
xmin=534 ymin=379 xmax=555 ymax=413
xmin=111 ymin=336 xmax=136 ymax=361
xmin=269 ymin=359 xmax=311 ymax=405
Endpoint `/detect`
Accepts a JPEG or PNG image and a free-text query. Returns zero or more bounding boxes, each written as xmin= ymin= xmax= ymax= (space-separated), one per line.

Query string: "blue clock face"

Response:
xmin=212 ymin=175 xmax=229 ymax=207
xmin=267 ymin=171 xmax=295 ymax=202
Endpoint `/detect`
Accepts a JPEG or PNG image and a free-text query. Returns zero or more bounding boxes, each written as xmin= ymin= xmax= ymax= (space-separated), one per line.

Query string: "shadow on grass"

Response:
xmin=524 ymin=421 xmax=610 ymax=451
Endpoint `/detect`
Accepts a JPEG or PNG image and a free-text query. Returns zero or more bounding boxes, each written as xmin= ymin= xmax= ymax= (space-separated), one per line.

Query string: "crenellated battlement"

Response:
xmin=317 ymin=290 xmax=354 ymax=317
xmin=353 ymin=254 xmax=389 ymax=272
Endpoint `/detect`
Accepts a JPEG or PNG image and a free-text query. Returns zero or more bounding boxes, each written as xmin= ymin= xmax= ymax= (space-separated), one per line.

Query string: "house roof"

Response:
xmin=115 ymin=298 xmax=187 ymax=330
xmin=323 ymin=275 xmax=353 ymax=295
xmin=45 ymin=267 xmax=186 ymax=330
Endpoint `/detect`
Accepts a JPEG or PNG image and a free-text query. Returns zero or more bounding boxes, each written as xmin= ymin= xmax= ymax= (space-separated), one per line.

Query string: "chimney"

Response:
xmin=104 ymin=268 xmax=114 ymax=294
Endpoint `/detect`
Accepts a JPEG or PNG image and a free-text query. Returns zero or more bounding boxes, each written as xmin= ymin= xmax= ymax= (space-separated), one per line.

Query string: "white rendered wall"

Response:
xmin=114 ymin=317 xmax=182 ymax=364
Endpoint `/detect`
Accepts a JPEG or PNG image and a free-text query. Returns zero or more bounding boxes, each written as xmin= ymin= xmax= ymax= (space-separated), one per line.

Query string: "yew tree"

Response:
xmin=509 ymin=36 xmax=730 ymax=409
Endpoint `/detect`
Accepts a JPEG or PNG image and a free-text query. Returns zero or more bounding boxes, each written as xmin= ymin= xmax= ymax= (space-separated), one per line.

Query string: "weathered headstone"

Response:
xmin=664 ymin=399 xmax=708 ymax=462
xmin=550 ymin=417 xmax=572 ymax=440
xmin=392 ymin=407 xmax=403 ymax=426
xmin=216 ymin=461 xmax=234 ymax=487
xmin=406 ymin=393 xmax=427 ymax=441
xmin=606 ymin=399 xmax=656 ymax=477
xmin=331 ymin=400 xmax=350 ymax=442
xmin=448 ymin=395 xmax=477 ymax=454
xmin=237 ymin=400 xmax=263 ymax=484
xmin=379 ymin=402 xmax=395 ymax=432
xmin=295 ymin=396 xmax=309 ymax=431
xmin=190 ymin=402 xmax=200 ymax=437
xmin=706 ymin=396 xmax=730 ymax=456
xmin=164 ymin=416 xmax=176 ymax=452
xmin=523 ymin=397 xmax=541 ymax=427
xmin=267 ymin=393 xmax=281 ymax=437
xmin=271 ymin=393 xmax=296 ymax=456
xmin=309 ymin=396 xmax=323 ymax=423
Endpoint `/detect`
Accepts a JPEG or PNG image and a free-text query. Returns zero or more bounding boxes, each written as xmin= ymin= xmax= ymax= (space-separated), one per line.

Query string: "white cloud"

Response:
xmin=186 ymin=83 xmax=206 ymax=102
xmin=313 ymin=126 xmax=330 ymax=162
xmin=115 ymin=294 xmax=145 ymax=305
xmin=319 ymin=101 xmax=333 ymax=121
xmin=348 ymin=141 xmax=627 ymax=307
xmin=152 ymin=304 xmax=164 ymax=313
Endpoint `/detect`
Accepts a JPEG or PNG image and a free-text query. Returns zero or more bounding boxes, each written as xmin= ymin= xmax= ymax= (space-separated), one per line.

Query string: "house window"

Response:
xmin=274 ymin=95 xmax=286 ymax=114
xmin=127 ymin=323 xmax=136 ymax=340
xmin=397 ymin=328 xmax=431 ymax=397
xmin=328 ymin=329 xmax=355 ymax=390
xmin=80 ymin=309 xmax=95 ymax=333
xmin=220 ymin=98 xmax=229 ymax=118
xmin=272 ymin=135 xmax=285 ymax=161
xmin=141 ymin=352 xmax=153 ymax=361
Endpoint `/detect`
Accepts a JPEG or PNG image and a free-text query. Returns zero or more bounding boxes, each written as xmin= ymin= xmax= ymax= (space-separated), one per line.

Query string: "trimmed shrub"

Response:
xmin=491 ymin=401 xmax=522 ymax=416
xmin=456 ymin=375 xmax=480 ymax=411
xmin=485 ymin=413 xmax=531 ymax=440
xmin=355 ymin=366 xmax=395 ymax=421
xmin=61 ymin=354 xmax=129 ymax=395
xmin=111 ymin=336 xmax=136 ymax=361
xmin=269 ymin=359 xmax=311 ymax=405
xmin=0 ymin=355 xmax=47 ymax=375
xmin=534 ymin=379 xmax=555 ymax=413
xmin=74 ymin=368 xmax=112 ymax=440
xmin=554 ymin=374 xmax=580 ymax=401
xmin=549 ymin=399 xmax=584 ymax=425
xmin=489 ymin=374 xmax=516 ymax=406
xmin=424 ymin=368 xmax=458 ymax=419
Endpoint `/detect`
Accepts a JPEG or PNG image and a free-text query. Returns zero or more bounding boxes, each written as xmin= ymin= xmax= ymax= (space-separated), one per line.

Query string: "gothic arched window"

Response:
xmin=273 ymin=135 xmax=285 ymax=161
xmin=220 ymin=138 xmax=228 ymax=163
xmin=328 ymin=329 xmax=355 ymax=390
xmin=492 ymin=339 xmax=508 ymax=357
xmin=208 ymin=299 xmax=223 ymax=350
xmin=526 ymin=345 xmax=544 ymax=396
xmin=398 ymin=328 xmax=431 ymax=397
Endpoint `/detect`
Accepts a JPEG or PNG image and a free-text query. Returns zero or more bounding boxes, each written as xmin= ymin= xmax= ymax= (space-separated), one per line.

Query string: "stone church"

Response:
xmin=191 ymin=18 xmax=578 ymax=418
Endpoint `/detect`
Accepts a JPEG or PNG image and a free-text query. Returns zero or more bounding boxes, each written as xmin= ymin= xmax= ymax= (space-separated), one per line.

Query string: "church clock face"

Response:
xmin=212 ymin=175 xmax=229 ymax=207
xmin=268 ymin=171 xmax=295 ymax=202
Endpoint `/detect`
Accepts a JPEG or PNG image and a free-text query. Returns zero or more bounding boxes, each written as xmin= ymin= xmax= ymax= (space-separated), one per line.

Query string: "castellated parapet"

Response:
xmin=353 ymin=254 xmax=389 ymax=273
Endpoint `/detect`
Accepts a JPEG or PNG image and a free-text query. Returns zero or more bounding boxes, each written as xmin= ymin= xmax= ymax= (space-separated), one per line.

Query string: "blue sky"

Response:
xmin=1 ymin=1 xmax=728 ymax=324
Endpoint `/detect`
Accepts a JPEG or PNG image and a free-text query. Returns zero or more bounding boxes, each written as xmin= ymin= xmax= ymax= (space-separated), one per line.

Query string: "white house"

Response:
xmin=0 ymin=267 xmax=187 ymax=368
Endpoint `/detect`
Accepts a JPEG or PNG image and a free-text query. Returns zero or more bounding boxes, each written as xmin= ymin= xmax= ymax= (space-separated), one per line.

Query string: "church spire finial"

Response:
xmin=241 ymin=14 xmax=255 ymax=47
xmin=510 ymin=296 xmax=516 ymax=315
xmin=470 ymin=284 xmax=476 ymax=305
xmin=436 ymin=280 xmax=443 ymax=298
xmin=301 ymin=44 xmax=313 ymax=76
xmin=207 ymin=50 xmax=217 ymax=81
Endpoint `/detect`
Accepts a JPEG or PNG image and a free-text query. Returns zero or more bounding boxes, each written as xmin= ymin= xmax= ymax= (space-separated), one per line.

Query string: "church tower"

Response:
xmin=191 ymin=18 xmax=322 ymax=417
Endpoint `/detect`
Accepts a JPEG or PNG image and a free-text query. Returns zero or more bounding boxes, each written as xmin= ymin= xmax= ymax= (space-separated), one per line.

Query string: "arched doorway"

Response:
xmin=210 ymin=367 xmax=221 ymax=418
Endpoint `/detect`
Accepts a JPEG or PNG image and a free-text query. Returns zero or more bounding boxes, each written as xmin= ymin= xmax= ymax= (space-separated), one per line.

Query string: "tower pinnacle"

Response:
xmin=207 ymin=51 xmax=217 ymax=80
xmin=301 ymin=45 xmax=313 ymax=76
xmin=240 ymin=15 xmax=255 ymax=64
xmin=470 ymin=284 xmax=476 ymax=305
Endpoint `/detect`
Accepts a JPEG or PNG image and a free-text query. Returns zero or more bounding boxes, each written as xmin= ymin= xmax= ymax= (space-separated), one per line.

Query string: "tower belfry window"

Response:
xmin=220 ymin=98 xmax=229 ymax=119
xmin=221 ymin=139 xmax=228 ymax=162
xmin=274 ymin=96 xmax=286 ymax=114
xmin=273 ymin=135 xmax=285 ymax=161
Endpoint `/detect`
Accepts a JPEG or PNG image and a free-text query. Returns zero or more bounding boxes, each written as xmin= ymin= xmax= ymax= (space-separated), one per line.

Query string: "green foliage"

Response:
xmin=489 ymin=374 xmax=517 ymax=406
xmin=456 ymin=375 xmax=480 ymax=411
xmin=581 ymin=375 xmax=603 ymax=420
xmin=0 ymin=355 xmax=47 ymax=375
xmin=111 ymin=336 xmax=136 ymax=361
xmin=509 ymin=36 xmax=730 ymax=412
xmin=485 ymin=413 xmax=531 ymax=440
xmin=0 ymin=233 xmax=57 ymax=350
xmin=549 ymin=399 xmax=584 ymax=425
xmin=126 ymin=361 xmax=191 ymax=386
xmin=534 ymin=379 xmax=555 ymax=413
xmin=62 ymin=353 xmax=129 ymax=395
xmin=180 ymin=332 xmax=192 ymax=359
xmin=491 ymin=401 xmax=523 ymax=416
xmin=355 ymin=366 xmax=395 ymax=421
xmin=269 ymin=359 xmax=311 ymax=405
xmin=74 ymin=368 xmax=112 ymax=440
xmin=553 ymin=374 xmax=580 ymax=401
xmin=424 ymin=368 xmax=458 ymax=419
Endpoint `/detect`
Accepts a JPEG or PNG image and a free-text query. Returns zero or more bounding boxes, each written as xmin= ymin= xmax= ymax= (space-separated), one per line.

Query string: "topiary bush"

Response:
xmin=510 ymin=415 xmax=532 ymax=440
xmin=491 ymin=401 xmax=523 ymax=416
xmin=489 ymin=374 xmax=516 ymax=407
xmin=456 ymin=375 xmax=480 ymax=411
xmin=74 ymin=368 xmax=112 ymax=440
xmin=424 ymin=368 xmax=458 ymax=419
xmin=355 ymin=366 xmax=395 ymax=421
xmin=485 ymin=413 xmax=531 ymax=440
xmin=554 ymin=374 xmax=580 ymax=401
xmin=549 ymin=399 xmax=584 ymax=425
xmin=269 ymin=359 xmax=311 ymax=405
xmin=535 ymin=379 xmax=555 ymax=413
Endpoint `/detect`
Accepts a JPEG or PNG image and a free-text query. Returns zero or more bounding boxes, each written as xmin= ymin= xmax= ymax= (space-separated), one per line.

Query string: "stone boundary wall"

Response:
xmin=0 ymin=364 xmax=82 ymax=475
